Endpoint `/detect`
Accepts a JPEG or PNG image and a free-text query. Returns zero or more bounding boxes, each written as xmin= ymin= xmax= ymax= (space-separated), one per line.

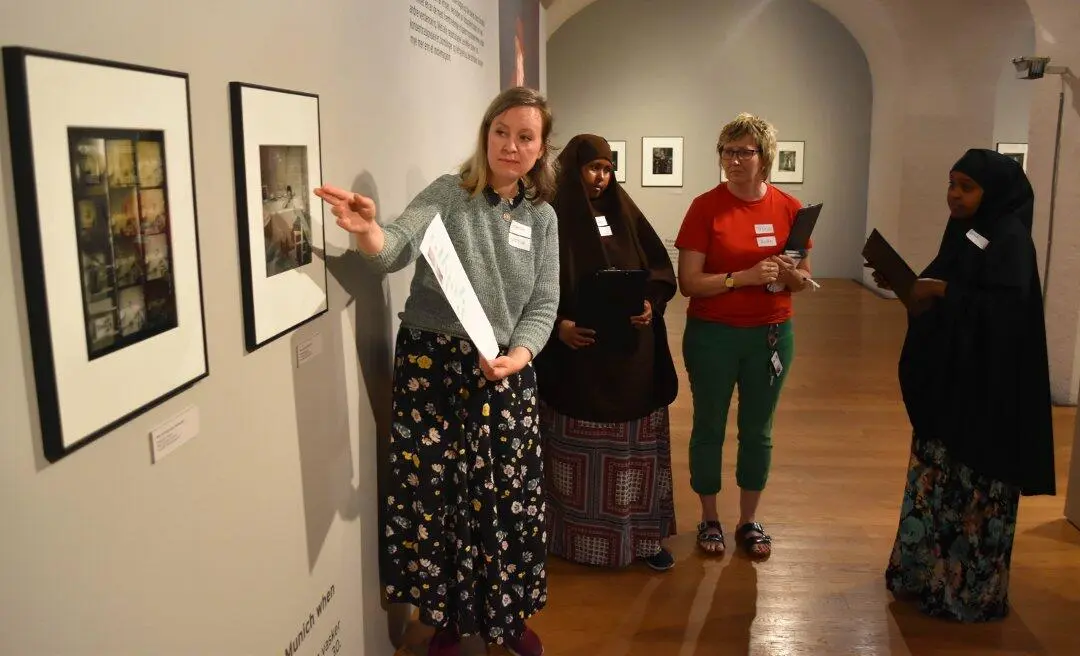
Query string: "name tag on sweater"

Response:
xmin=757 ymin=235 xmax=777 ymax=248
xmin=509 ymin=220 xmax=532 ymax=251
xmin=509 ymin=233 xmax=531 ymax=251
xmin=966 ymin=229 xmax=989 ymax=250
xmin=755 ymin=223 xmax=774 ymax=235
xmin=510 ymin=220 xmax=531 ymax=238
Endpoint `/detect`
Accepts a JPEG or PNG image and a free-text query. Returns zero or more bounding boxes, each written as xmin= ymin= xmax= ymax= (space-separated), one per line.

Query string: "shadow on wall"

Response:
xmin=291 ymin=171 xmax=396 ymax=652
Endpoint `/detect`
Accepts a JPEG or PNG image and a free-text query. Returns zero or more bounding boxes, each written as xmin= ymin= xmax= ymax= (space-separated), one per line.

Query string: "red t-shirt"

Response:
xmin=674 ymin=183 xmax=807 ymax=326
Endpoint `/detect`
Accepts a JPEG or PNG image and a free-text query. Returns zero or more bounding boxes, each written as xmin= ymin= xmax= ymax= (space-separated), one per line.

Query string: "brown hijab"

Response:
xmin=550 ymin=134 xmax=676 ymax=318
xmin=534 ymin=134 xmax=678 ymax=422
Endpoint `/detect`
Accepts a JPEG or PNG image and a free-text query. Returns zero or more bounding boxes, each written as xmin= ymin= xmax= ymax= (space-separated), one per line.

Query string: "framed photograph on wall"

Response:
xmin=641 ymin=136 xmax=683 ymax=187
xmin=229 ymin=82 xmax=328 ymax=352
xmin=606 ymin=139 xmax=627 ymax=183
xmin=2 ymin=46 xmax=209 ymax=462
xmin=771 ymin=141 xmax=805 ymax=183
xmin=996 ymin=142 xmax=1028 ymax=172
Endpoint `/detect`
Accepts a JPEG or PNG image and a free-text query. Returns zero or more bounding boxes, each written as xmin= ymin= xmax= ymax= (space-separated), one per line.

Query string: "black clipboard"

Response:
xmin=784 ymin=203 xmax=823 ymax=251
xmin=862 ymin=229 xmax=918 ymax=306
xmin=575 ymin=268 xmax=648 ymax=353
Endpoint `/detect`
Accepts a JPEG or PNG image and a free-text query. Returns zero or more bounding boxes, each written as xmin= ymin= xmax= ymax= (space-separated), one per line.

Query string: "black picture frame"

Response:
xmin=228 ymin=81 xmax=328 ymax=352
xmin=2 ymin=46 xmax=209 ymax=462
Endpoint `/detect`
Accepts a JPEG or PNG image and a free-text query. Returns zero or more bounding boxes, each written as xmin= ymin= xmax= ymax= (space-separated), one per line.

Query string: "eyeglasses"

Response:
xmin=718 ymin=147 xmax=760 ymax=161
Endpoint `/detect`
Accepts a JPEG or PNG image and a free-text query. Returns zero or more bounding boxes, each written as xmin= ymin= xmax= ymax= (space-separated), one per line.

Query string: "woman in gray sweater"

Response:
xmin=316 ymin=86 xmax=559 ymax=656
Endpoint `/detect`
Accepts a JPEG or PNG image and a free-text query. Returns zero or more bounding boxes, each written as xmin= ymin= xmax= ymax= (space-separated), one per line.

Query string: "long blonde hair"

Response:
xmin=717 ymin=112 xmax=778 ymax=182
xmin=459 ymin=86 xmax=556 ymax=204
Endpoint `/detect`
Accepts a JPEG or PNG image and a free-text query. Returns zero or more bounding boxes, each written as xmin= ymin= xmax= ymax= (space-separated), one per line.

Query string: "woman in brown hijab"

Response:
xmin=534 ymin=134 xmax=679 ymax=571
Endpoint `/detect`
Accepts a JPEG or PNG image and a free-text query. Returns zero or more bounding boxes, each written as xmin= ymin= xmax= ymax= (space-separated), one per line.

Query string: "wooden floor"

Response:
xmin=394 ymin=280 xmax=1080 ymax=656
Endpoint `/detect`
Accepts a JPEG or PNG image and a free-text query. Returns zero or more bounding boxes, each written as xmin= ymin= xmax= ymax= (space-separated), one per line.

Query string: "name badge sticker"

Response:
xmin=509 ymin=232 xmax=531 ymax=251
xmin=755 ymin=224 xmax=775 ymax=235
xmin=509 ymin=220 xmax=532 ymax=238
xmin=757 ymin=235 xmax=778 ymax=248
xmin=966 ymin=229 xmax=989 ymax=250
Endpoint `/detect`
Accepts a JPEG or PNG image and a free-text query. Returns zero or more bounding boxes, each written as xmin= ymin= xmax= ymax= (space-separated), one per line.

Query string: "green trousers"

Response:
xmin=683 ymin=318 xmax=794 ymax=494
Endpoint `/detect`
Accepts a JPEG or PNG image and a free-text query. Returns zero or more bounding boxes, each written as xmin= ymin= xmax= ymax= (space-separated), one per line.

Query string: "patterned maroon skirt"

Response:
xmin=540 ymin=402 xmax=676 ymax=567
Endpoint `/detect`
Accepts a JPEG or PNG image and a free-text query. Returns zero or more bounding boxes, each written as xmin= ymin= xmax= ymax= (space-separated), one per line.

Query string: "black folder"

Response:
xmin=784 ymin=203 xmax=823 ymax=251
xmin=862 ymin=229 xmax=918 ymax=306
xmin=575 ymin=268 xmax=648 ymax=353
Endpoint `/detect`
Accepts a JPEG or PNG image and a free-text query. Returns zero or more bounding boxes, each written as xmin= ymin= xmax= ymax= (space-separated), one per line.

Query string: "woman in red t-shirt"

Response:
xmin=673 ymin=112 xmax=814 ymax=560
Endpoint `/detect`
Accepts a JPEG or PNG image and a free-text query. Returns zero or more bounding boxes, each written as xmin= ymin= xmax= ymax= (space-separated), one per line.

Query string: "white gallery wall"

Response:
xmin=0 ymin=1 xmax=536 ymax=653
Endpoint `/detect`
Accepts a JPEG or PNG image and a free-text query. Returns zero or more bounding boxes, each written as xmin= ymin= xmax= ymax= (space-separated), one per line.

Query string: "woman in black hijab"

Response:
xmin=870 ymin=148 xmax=1056 ymax=622
xmin=533 ymin=134 xmax=679 ymax=571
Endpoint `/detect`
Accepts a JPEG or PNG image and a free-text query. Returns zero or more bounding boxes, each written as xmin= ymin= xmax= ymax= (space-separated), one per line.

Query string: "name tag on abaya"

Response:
xmin=966 ymin=229 xmax=989 ymax=250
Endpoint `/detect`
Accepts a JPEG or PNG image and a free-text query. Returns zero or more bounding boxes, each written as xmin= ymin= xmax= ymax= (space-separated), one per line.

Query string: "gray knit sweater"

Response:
xmin=362 ymin=173 xmax=560 ymax=358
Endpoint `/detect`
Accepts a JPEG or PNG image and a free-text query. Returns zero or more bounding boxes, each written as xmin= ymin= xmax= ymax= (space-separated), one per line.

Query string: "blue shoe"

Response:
xmin=643 ymin=546 xmax=675 ymax=572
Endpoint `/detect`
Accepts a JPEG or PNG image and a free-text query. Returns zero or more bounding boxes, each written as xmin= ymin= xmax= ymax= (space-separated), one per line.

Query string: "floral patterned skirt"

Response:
xmin=885 ymin=435 xmax=1020 ymax=622
xmin=382 ymin=327 xmax=547 ymax=645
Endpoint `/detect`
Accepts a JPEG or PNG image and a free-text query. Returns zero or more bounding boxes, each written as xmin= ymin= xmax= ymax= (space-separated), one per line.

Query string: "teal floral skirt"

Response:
xmin=885 ymin=435 xmax=1020 ymax=622
xmin=382 ymin=328 xmax=547 ymax=644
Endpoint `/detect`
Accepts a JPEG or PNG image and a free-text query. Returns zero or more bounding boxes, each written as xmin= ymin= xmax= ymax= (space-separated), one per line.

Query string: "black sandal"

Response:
xmin=696 ymin=520 xmax=725 ymax=555
xmin=735 ymin=522 xmax=772 ymax=559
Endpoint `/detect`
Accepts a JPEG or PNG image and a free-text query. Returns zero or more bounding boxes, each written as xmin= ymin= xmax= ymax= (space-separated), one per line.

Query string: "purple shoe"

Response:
xmin=428 ymin=629 xmax=460 ymax=656
xmin=505 ymin=626 xmax=543 ymax=656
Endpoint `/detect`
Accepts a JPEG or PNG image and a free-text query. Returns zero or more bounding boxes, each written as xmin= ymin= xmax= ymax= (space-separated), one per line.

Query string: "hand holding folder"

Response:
xmin=861 ymin=229 xmax=919 ymax=309
xmin=768 ymin=203 xmax=823 ymax=292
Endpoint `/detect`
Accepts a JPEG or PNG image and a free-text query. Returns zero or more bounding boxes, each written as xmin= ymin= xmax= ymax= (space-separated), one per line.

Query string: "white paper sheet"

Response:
xmin=419 ymin=214 xmax=500 ymax=361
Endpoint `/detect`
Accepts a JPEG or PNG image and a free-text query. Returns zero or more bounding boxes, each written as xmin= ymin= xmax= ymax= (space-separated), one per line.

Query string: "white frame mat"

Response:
xmin=641 ymin=136 xmax=683 ymax=187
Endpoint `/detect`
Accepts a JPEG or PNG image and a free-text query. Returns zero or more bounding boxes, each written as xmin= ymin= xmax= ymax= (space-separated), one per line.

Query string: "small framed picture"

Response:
xmin=2 ymin=46 xmax=209 ymax=461
xmin=771 ymin=141 xmax=805 ymax=184
xmin=641 ymin=136 xmax=683 ymax=187
xmin=229 ymin=82 xmax=329 ymax=351
xmin=996 ymin=142 xmax=1028 ymax=172
xmin=606 ymin=139 xmax=627 ymax=183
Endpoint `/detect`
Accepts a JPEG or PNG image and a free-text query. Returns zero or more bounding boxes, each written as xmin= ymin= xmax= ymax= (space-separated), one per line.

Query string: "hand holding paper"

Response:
xmin=479 ymin=349 xmax=531 ymax=381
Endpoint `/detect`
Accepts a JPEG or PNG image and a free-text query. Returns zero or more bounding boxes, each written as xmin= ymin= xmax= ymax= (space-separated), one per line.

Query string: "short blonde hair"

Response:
xmin=717 ymin=112 xmax=778 ymax=181
xmin=460 ymin=86 xmax=556 ymax=204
